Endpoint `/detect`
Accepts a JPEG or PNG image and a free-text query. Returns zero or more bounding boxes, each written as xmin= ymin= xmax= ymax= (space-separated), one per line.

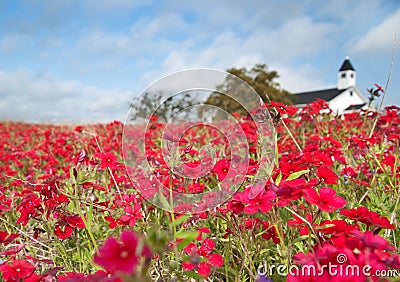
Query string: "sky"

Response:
xmin=0 ymin=0 xmax=399 ymax=123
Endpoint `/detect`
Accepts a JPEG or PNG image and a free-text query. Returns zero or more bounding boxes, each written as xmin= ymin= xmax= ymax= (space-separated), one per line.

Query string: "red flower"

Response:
xmin=270 ymin=101 xmax=298 ymax=115
xmin=16 ymin=194 xmax=42 ymax=226
xmin=304 ymin=188 xmax=346 ymax=212
xmin=341 ymin=206 xmax=394 ymax=230
xmin=182 ymin=238 xmax=224 ymax=277
xmin=54 ymin=215 xmax=85 ymax=240
xmin=196 ymin=227 xmax=211 ymax=241
xmin=374 ymin=83 xmax=384 ymax=93
xmin=316 ymin=166 xmax=338 ymax=185
xmin=0 ymin=260 xmax=35 ymax=282
xmin=304 ymin=98 xmax=331 ymax=115
xmin=94 ymin=152 xmax=119 ymax=170
xmin=317 ymin=219 xmax=358 ymax=237
xmin=235 ymin=186 xmax=276 ymax=214
xmin=93 ymin=230 xmax=152 ymax=274
xmin=74 ymin=125 xmax=84 ymax=132
xmin=54 ymin=225 xmax=73 ymax=240
xmin=76 ymin=149 xmax=86 ymax=163
xmin=340 ymin=206 xmax=369 ymax=220
xmin=341 ymin=167 xmax=357 ymax=178
xmin=0 ymin=231 xmax=19 ymax=245
xmin=104 ymin=216 xmax=123 ymax=229
xmin=304 ymin=151 xmax=332 ymax=167
xmin=119 ymin=203 xmax=143 ymax=227
xmin=66 ymin=215 xmax=85 ymax=228
xmin=212 ymin=159 xmax=231 ymax=181
xmin=287 ymin=213 xmax=313 ymax=236
xmin=260 ymin=221 xmax=280 ymax=244
xmin=270 ymin=178 xmax=315 ymax=206
xmin=226 ymin=194 xmax=245 ymax=214
xmin=350 ymin=230 xmax=393 ymax=251
xmin=0 ymin=244 xmax=25 ymax=256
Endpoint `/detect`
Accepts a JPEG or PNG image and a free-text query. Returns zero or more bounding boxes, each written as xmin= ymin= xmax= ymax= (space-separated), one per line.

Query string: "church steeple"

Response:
xmin=338 ymin=56 xmax=356 ymax=90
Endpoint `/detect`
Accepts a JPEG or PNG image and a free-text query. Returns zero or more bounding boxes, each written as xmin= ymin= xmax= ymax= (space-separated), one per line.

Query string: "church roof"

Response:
xmin=294 ymin=87 xmax=347 ymax=104
xmin=339 ymin=58 xmax=355 ymax=71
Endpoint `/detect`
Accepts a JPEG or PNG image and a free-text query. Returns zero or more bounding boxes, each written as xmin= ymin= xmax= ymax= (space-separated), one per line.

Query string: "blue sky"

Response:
xmin=0 ymin=0 xmax=399 ymax=123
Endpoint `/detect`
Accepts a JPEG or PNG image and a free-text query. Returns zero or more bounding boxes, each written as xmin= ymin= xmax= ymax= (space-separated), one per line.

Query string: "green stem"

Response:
xmin=169 ymin=169 xmax=176 ymax=238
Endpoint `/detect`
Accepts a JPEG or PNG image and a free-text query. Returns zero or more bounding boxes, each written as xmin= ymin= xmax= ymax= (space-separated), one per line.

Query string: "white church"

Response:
xmin=294 ymin=57 xmax=369 ymax=114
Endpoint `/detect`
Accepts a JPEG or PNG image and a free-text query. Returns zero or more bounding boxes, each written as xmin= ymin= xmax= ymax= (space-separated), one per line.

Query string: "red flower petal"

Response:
xmin=66 ymin=215 xmax=85 ymax=228
xmin=0 ymin=231 xmax=19 ymax=245
xmin=198 ymin=262 xmax=211 ymax=277
xmin=54 ymin=225 xmax=73 ymax=240
xmin=200 ymin=238 xmax=215 ymax=256
xmin=207 ymin=253 xmax=224 ymax=267
xmin=183 ymin=243 xmax=198 ymax=255
xmin=0 ymin=260 xmax=35 ymax=281
xmin=182 ymin=262 xmax=196 ymax=271
xmin=0 ymin=244 xmax=25 ymax=256
xmin=93 ymin=231 xmax=144 ymax=274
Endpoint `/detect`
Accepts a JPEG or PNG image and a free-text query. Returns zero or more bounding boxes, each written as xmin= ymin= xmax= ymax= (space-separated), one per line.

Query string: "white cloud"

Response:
xmin=352 ymin=8 xmax=400 ymax=53
xmin=0 ymin=34 xmax=29 ymax=52
xmin=129 ymin=13 xmax=191 ymax=40
xmin=275 ymin=64 xmax=330 ymax=93
xmin=159 ymin=16 xmax=334 ymax=73
xmin=0 ymin=69 xmax=133 ymax=123
xmin=75 ymin=31 xmax=134 ymax=57
xmin=265 ymin=17 xmax=336 ymax=62
xmin=150 ymin=17 xmax=335 ymax=93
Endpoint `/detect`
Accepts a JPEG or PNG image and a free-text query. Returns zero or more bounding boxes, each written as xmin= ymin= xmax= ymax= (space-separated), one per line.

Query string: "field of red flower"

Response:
xmin=0 ymin=98 xmax=399 ymax=281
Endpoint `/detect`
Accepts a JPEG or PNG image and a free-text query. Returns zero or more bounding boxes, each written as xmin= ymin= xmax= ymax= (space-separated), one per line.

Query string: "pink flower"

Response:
xmin=119 ymin=203 xmax=143 ymax=227
xmin=304 ymin=188 xmax=346 ymax=212
xmin=93 ymin=230 xmax=152 ymax=274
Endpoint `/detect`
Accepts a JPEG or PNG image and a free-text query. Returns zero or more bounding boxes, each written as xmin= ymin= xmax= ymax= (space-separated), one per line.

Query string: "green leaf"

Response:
xmin=157 ymin=192 xmax=171 ymax=210
xmin=275 ymin=171 xmax=283 ymax=186
xmin=184 ymin=271 xmax=206 ymax=280
xmin=176 ymin=230 xmax=199 ymax=239
xmin=286 ymin=169 xmax=309 ymax=181
xmin=314 ymin=223 xmax=335 ymax=230
xmin=169 ymin=214 xmax=190 ymax=228
xmin=175 ymin=230 xmax=199 ymax=251
xmin=67 ymin=201 xmax=75 ymax=213
xmin=292 ymin=235 xmax=310 ymax=244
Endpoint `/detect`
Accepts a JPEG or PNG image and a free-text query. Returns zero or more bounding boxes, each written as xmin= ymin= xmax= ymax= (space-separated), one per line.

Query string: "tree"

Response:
xmin=203 ymin=64 xmax=296 ymax=118
xmin=129 ymin=91 xmax=195 ymax=123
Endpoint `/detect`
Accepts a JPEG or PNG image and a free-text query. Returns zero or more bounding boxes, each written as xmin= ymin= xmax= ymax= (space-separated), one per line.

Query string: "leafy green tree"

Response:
xmin=129 ymin=91 xmax=195 ymax=123
xmin=203 ymin=64 xmax=296 ymax=118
